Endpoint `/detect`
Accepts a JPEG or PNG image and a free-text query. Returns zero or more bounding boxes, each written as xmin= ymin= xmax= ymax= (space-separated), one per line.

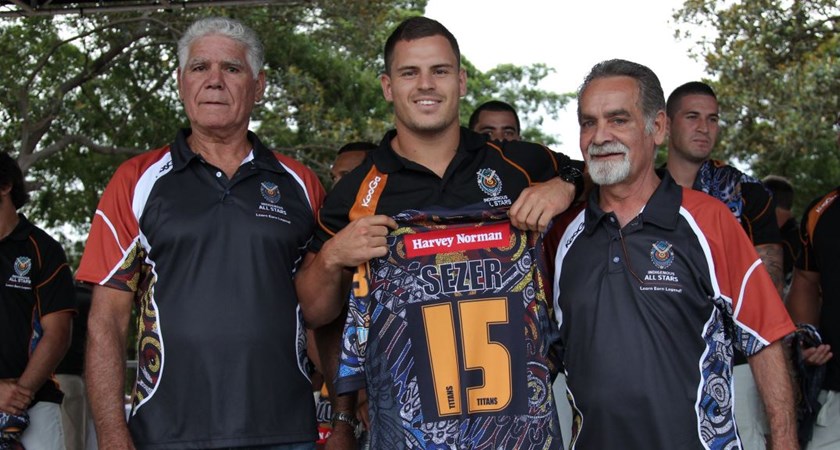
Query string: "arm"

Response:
xmin=86 ymin=285 xmax=135 ymax=450
xmin=316 ymin=292 xmax=360 ymax=449
xmin=748 ymin=340 xmax=798 ymax=450
xmin=16 ymin=310 xmax=73 ymax=398
xmin=296 ymin=215 xmax=396 ymax=327
xmin=0 ymin=312 xmax=71 ymax=415
xmin=756 ymin=243 xmax=785 ymax=297
xmin=786 ymin=268 xmax=832 ymax=365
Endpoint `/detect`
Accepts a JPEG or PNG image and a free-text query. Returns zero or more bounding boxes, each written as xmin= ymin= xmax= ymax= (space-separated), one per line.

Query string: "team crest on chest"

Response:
xmin=6 ymin=256 xmax=32 ymax=290
xmin=260 ymin=181 xmax=281 ymax=204
xmin=476 ymin=168 xmax=503 ymax=196
xmin=639 ymin=240 xmax=683 ymax=293
xmin=650 ymin=240 xmax=674 ymax=269
xmin=477 ymin=168 xmax=512 ymax=207
xmin=255 ymin=180 xmax=289 ymax=223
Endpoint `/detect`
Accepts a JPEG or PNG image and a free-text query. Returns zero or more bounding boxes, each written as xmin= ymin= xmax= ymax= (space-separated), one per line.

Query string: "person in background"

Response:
xmin=763 ymin=175 xmax=801 ymax=292
xmin=77 ymin=17 xmax=324 ymax=449
xmin=664 ymin=81 xmax=785 ymax=449
xmin=786 ymin=113 xmax=840 ymax=449
xmin=330 ymin=142 xmax=377 ymax=186
xmin=317 ymin=141 xmax=376 ymax=450
xmin=552 ymin=59 xmax=797 ymax=449
xmin=0 ymin=152 xmax=76 ymax=449
xmin=468 ymin=100 xmax=521 ymax=141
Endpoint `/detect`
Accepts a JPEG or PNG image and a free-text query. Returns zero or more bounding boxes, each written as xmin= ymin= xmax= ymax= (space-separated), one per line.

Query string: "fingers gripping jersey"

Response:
xmin=336 ymin=206 xmax=562 ymax=450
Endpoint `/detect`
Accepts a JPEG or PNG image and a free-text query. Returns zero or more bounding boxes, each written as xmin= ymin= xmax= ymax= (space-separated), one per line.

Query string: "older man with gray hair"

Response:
xmin=549 ymin=59 xmax=798 ymax=449
xmin=77 ymin=17 xmax=324 ymax=449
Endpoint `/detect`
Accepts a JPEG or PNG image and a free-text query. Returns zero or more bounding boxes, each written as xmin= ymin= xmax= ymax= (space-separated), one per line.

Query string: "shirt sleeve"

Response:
xmin=76 ymin=158 xmax=145 ymax=291
xmin=699 ymin=195 xmax=795 ymax=353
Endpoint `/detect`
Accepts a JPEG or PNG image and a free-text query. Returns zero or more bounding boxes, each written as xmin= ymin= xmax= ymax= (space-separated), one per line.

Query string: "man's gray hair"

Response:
xmin=178 ymin=17 xmax=264 ymax=78
xmin=577 ymin=59 xmax=665 ymax=134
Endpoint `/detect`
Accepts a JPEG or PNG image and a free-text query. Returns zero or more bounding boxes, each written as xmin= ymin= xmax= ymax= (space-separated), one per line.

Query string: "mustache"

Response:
xmin=588 ymin=141 xmax=629 ymax=156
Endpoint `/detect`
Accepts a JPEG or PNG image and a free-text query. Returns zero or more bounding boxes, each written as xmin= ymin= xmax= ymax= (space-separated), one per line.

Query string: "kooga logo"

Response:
xmin=361 ymin=176 xmax=382 ymax=207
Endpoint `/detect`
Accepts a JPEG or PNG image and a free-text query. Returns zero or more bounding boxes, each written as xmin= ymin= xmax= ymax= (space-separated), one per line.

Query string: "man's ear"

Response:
xmin=380 ymin=73 xmax=393 ymax=102
xmin=653 ymin=110 xmax=667 ymax=146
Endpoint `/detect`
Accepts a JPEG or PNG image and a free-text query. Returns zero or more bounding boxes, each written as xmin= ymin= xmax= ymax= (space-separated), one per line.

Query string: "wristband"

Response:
xmin=330 ymin=411 xmax=362 ymax=438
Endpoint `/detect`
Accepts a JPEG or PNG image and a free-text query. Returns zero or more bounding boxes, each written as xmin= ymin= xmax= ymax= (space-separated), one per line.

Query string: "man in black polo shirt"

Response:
xmin=786 ymin=113 xmax=840 ymax=449
xmin=77 ymin=17 xmax=325 ymax=449
xmin=551 ymin=59 xmax=796 ymax=449
xmin=295 ymin=17 xmax=582 ymax=448
xmin=0 ymin=152 xmax=75 ymax=449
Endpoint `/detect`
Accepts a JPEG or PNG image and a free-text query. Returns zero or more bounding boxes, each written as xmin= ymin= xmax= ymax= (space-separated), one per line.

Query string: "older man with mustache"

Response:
xmin=549 ymin=59 xmax=797 ymax=450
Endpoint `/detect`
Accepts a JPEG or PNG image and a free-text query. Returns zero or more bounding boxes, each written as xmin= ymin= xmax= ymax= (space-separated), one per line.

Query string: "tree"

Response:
xmin=0 ymin=2 xmax=570 ymax=265
xmin=462 ymin=61 xmax=573 ymax=145
xmin=674 ymin=0 xmax=840 ymax=213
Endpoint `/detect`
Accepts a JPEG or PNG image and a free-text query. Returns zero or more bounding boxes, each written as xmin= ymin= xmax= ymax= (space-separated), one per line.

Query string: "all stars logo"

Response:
xmin=476 ymin=168 xmax=503 ymax=197
xmin=6 ymin=256 xmax=32 ymax=290
xmin=260 ymin=181 xmax=281 ymax=204
xmin=650 ymin=241 xmax=675 ymax=269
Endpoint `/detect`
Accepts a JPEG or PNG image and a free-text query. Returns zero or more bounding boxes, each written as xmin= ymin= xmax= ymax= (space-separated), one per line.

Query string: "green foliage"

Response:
xmin=1 ymin=0 xmax=568 ymax=267
xmin=674 ymin=0 xmax=840 ymax=214
xmin=462 ymin=61 xmax=573 ymax=145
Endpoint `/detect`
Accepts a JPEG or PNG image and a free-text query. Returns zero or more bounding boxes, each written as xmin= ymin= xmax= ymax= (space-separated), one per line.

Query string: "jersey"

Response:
xmin=0 ymin=215 xmax=76 ymax=405
xmin=552 ymin=175 xmax=794 ymax=449
xmin=336 ymin=206 xmax=562 ymax=449
xmin=76 ymin=129 xmax=325 ymax=448
xmin=797 ymin=187 xmax=840 ymax=390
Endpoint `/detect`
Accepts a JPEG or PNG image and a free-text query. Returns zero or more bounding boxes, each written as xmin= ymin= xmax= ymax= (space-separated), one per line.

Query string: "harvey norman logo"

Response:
xmin=404 ymin=222 xmax=510 ymax=258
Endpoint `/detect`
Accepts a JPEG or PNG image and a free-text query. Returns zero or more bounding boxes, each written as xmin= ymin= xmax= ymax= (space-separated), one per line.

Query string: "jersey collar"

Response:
xmin=169 ymin=128 xmax=286 ymax=175
xmin=3 ymin=214 xmax=34 ymax=242
xmin=369 ymin=127 xmax=488 ymax=174
xmin=584 ymin=172 xmax=683 ymax=235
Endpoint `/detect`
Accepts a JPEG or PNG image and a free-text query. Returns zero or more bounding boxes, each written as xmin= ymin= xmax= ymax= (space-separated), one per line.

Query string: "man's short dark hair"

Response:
xmin=468 ymin=100 xmax=520 ymax=133
xmin=666 ymin=81 xmax=717 ymax=119
xmin=578 ymin=59 xmax=665 ymax=135
xmin=763 ymin=175 xmax=794 ymax=210
xmin=0 ymin=153 xmax=29 ymax=210
xmin=338 ymin=141 xmax=377 ymax=155
xmin=383 ymin=16 xmax=460 ymax=75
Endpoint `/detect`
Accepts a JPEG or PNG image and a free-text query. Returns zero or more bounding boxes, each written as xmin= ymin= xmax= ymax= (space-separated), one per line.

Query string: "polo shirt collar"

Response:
xmin=3 ymin=214 xmax=34 ymax=242
xmin=169 ymin=128 xmax=285 ymax=174
xmin=584 ymin=171 xmax=683 ymax=235
xmin=370 ymin=127 xmax=488 ymax=174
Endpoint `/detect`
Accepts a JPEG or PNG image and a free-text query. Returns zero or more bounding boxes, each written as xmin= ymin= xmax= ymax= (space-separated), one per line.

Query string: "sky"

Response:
xmin=424 ymin=0 xmax=711 ymax=157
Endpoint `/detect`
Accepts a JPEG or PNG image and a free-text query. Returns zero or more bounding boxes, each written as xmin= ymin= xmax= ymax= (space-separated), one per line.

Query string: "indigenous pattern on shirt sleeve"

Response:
xmin=336 ymin=205 xmax=562 ymax=450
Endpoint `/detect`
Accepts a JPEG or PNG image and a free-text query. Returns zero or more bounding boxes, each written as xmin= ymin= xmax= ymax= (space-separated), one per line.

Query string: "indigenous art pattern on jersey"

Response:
xmin=337 ymin=206 xmax=562 ymax=450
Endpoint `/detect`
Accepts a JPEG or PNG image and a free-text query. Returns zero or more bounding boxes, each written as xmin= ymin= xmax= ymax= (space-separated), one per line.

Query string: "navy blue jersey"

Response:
xmin=336 ymin=206 xmax=562 ymax=449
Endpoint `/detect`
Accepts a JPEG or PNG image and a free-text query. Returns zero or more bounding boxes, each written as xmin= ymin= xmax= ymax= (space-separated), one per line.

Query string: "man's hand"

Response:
xmin=802 ymin=344 xmax=832 ymax=366
xmin=321 ymin=215 xmax=397 ymax=269
xmin=509 ymin=177 xmax=576 ymax=232
xmin=0 ymin=379 xmax=33 ymax=416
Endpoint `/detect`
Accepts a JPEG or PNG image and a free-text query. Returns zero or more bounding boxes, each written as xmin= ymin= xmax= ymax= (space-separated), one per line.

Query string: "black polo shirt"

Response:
xmin=552 ymin=174 xmax=794 ymax=449
xmin=0 ymin=214 xmax=75 ymax=404
xmin=77 ymin=129 xmax=325 ymax=449
xmin=312 ymin=127 xmax=579 ymax=250
xmin=797 ymin=186 xmax=840 ymax=390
